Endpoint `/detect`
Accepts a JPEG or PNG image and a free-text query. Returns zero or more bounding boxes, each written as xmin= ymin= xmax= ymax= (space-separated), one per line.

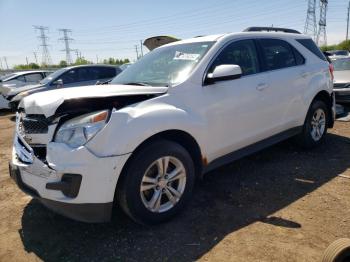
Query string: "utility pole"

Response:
xmin=135 ymin=45 xmax=139 ymax=60
xmin=347 ymin=0 xmax=350 ymax=41
xmin=74 ymin=49 xmax=80 ymax=60
xmin=304 ymin=0 xmax=317 ymax=40
xmin=33 ymin=52 xmax=38 ymax=64
xmin=96 ymin=55 xmax=99 ymax=64
xmin=33 ymin=25 xmax=52 ymax=66
xmin=0 ymin=58 xmax=3 ymax=70
xmin=140 ymin=40 xmax=144 ymax=57
xmin=3 ymin=57 xmax=9 ymax=69
xmin=58 ymin=28 xmax=74 ymax=65
xmin=26 ymin=56 xmax=29 ymax=66
xmin=317 ymin=0 xmax=328 ymax=46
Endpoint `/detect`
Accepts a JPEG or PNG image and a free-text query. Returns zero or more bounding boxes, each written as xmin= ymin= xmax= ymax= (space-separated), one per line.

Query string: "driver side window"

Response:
xmin=209 ymin=39 xmax=259 ymax=76
xmin=60 ymin=69 xmax=78 ymax=84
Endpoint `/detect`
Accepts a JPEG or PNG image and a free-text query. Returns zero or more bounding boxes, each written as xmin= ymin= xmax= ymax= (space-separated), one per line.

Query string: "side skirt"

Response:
xmin=203 ymin=126 xmax=303 ymax=174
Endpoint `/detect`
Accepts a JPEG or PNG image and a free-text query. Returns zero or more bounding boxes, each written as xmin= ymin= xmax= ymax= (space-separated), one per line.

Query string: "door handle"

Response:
xmin=256 ymin=83 xmax=269 ymax=91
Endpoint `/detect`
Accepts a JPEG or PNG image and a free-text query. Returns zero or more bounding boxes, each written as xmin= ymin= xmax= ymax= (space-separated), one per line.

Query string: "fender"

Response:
xmin=86 ymin=98 xmax=208 ymax=159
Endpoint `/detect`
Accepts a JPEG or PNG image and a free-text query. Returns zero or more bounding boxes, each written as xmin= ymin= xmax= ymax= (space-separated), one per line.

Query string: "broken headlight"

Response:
xmin=55 ymin=110 xmax=110 ymax=148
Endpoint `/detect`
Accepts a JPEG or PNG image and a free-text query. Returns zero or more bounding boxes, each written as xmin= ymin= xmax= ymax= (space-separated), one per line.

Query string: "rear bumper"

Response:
xmin=334 ymin=89 xmax=350 ymax=103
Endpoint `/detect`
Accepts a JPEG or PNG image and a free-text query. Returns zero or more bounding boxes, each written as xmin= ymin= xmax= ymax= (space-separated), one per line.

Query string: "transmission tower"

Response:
xmin=317 ymin=0 xmax=328 ymax=46
xmin=58 ymin=29 xmax=74 ymax=65
xmin=304 ymin=0 xmax=317 ymax=40
xmin=33 ymin=26 xmax=52 ymax=66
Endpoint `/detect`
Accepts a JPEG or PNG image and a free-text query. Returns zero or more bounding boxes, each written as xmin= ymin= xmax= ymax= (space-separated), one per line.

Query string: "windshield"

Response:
xmin=111 ymin=41 xmax=215 ymax=87
xmin=332 ymin=58 xmax=350 ymax=71
xmin=39 ymin=68 xmax=67 ymax=85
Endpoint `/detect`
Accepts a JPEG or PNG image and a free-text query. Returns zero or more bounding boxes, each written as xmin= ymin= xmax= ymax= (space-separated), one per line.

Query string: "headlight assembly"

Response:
xmin=55 ymin=110 xmax=110 ymax=148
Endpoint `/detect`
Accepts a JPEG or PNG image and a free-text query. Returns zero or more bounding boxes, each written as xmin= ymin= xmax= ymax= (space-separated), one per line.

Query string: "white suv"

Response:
xmin=9 ymin=27 xmax=335 ymax=224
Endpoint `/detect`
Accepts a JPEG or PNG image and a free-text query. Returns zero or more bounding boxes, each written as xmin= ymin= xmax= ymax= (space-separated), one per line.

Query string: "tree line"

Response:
xmin=320 ymin=40 xmax=350 ymax=52
xmin=13 ymin=57 xmax=131 ymax=70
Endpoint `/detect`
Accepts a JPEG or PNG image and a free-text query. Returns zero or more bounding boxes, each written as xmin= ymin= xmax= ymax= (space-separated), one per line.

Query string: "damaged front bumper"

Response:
xmin=10 ymin=132 xmax=130 ymax=223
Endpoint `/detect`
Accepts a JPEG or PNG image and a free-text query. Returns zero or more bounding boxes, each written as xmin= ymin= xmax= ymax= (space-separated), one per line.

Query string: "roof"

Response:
xmin=12 ymin=70 xmax=51 ymax=76
xmin=64 ymin=64 xmax=119 ymax=70
xmin=162 ymin=31 xmax=310 ymax=48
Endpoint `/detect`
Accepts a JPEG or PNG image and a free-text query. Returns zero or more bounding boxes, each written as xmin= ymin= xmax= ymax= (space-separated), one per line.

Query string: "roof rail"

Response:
xmin=243 ymin=27 xmax=301 ymax=34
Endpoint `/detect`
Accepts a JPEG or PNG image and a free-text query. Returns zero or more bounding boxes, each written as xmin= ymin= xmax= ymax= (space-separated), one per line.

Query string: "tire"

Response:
xmin=322 ymin=238 xmax=350 ymax=262
xmin=117 ymin=140 xmax=195 ymax=225
xmin=295 ymin=100 xmax=329 ymax=149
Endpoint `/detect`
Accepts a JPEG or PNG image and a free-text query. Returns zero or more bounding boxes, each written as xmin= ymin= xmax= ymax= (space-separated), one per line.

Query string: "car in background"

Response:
xmin=3 ymin=64 xmax=121 ymax=110
xmin=327 ymin=50 xmax=350 ymax=57
xmin=0 ymin=70 xmax=51 ymax=109
xmin=332 ymin=56 xmax=350 ymax=103
xmin=0 ymin=70 xmax=51 ymax=87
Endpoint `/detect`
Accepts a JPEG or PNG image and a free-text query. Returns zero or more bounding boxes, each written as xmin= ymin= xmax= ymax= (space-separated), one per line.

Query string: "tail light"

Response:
xmin=329 ymin=63 xmax=334 ymax=80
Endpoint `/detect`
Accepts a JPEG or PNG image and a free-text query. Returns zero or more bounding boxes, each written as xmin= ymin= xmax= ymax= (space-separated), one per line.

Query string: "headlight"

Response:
xmin=55 ymin=110 xmax=110 ymax=148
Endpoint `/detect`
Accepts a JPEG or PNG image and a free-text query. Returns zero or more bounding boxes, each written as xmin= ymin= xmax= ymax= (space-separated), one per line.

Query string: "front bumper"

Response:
xmin=10 ymin=133 xmax=131 ymax=223
xmin=334 ymin=88 xmax=350 ymax=103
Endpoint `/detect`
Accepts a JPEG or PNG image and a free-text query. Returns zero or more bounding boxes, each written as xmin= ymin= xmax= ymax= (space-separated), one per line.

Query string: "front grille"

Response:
xmin=334 ymin=83 xmax=350 ymax=89
xmin=22 ymin=115 xmax=49 ymax=134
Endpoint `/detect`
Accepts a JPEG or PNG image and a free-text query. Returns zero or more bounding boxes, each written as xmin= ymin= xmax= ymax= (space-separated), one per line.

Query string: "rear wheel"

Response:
xmin=295 ymin=100 xmax=329 ymax=149
xmin=117 ymin=140 xmax=195 ymax=224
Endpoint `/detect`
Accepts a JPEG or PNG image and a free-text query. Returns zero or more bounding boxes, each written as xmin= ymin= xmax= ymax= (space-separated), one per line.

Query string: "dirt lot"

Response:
xmin=0 ymin=110 xmax=349 ymax=262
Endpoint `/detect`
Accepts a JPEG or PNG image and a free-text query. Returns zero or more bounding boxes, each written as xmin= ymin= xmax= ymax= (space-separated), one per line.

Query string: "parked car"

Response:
xmin=327 ymin=50 xmax=350 ymax=57
xmin=331 ymin=56 xmax=350 ymax=103
xmin=3 ymin=64 xmax=121 ymax=110
xmin=0 ymin=70 xmax=51 ymax=109
xmin=9 ymin=27 xmax=334 ymax=224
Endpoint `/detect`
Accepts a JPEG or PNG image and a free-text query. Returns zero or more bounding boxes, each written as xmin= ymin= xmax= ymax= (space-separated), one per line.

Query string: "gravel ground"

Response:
xmin=0 ymin=109 xmax=349 ymax=262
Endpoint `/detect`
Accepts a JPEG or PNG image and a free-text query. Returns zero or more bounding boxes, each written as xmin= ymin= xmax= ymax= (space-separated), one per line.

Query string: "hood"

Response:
xmin=143 ymin=36 xmax=180 ymax=51
xmin=0 ymin=83 xmax=42 ymax=97
xmin=20 ymin=84 xmax=168 ymax=117
xmin=333 ymin=70 xmax=350 ymax=84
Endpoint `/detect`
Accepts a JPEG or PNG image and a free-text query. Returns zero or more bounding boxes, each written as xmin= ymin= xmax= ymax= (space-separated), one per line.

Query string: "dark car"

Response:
xmin=5 ymin=64 xmax=121 ymax=110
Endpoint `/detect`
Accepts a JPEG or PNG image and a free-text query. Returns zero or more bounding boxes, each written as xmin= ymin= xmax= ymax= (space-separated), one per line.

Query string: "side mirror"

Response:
xmin=205 ymin=64 xmax=242 ymax=85
xmin=53 ymin=79 xmax=63 ymax=87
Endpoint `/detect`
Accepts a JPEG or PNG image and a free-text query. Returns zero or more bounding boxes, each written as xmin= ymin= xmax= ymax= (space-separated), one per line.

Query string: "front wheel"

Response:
xmin=117 ymin=140 xmax=195 ymax=225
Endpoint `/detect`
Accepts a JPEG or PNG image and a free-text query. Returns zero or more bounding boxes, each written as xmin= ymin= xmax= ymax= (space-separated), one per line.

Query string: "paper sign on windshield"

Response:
xmin=174 ymin=51 xmax=200 ymax=61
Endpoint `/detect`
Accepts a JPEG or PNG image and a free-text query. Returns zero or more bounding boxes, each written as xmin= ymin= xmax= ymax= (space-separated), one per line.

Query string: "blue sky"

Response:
xmin=0 ymin=0 xmax=348 ymax=67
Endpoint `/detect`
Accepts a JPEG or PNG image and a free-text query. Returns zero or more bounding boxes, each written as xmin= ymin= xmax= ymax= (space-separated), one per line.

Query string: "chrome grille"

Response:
xmin=21 ymin=115 xmax=49 ymax=134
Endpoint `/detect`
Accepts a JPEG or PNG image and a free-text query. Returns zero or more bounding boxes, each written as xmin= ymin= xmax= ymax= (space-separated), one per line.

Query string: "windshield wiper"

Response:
xmin=123 ymin=82 xmax=151 ymax=86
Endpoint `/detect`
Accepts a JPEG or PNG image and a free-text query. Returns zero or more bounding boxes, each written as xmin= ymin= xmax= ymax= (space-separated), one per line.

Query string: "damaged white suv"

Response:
xmin=9 ymin=27 xmax=335 ymax=224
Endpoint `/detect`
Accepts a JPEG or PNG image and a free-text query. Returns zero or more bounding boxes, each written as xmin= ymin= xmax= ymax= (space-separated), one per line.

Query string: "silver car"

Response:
xmin=332 ymin=57 xmax=350 ymax=103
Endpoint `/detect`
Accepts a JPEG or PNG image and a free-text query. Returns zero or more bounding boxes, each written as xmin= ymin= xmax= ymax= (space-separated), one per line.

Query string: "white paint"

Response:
xmin=11 ymin=31 xmax=333 ymax=209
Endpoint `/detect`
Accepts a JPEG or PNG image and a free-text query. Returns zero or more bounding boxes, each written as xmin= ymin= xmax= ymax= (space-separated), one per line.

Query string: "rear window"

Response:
xmin=296 ymin=39 xmax=327 ymax=61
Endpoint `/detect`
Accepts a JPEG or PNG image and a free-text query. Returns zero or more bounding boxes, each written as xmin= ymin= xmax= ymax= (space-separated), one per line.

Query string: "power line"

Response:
xmin=317 ymin=0 xmax=328 ymax=46
xmin=58 ymin=28 xmax=74 ymax=64
xmin=304 ymin=0 xmax=317 ymax=40
xmin=347 ymin=0 xmax=350 ymax=40
xmin=33 ymin=25 xmax=52 ymax=66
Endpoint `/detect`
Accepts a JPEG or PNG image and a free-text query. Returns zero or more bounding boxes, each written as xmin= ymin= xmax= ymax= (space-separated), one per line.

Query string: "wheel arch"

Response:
xmin=114 ymin=129 xmax=204 ymax=201
xmin=311 ymin=90 xmax=334 ymax=128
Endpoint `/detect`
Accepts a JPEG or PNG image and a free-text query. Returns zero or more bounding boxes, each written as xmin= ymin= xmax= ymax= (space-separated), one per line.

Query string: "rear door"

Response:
xmin=257 ymin=38 xmax=307 ymax=132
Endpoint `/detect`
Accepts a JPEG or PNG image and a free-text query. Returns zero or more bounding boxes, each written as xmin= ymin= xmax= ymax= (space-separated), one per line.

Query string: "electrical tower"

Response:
xmin=33 ymin=26 xmax=52 ymax=66
xmin=317 ymin=0 xmax=328 ymax=46
xmin=58 ymin=29 xmax=74 ymax=65
xmin=304 ymin=0 xmax=317 ymax=40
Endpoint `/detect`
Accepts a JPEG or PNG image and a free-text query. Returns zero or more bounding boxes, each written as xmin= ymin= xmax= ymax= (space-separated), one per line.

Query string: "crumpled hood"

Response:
xmin=0 ymin=83 xmax=42 ymax=97
xmin=20 ymin=84 xmax=168 ymax=117
xmin=334 ymin=71 xmax=350 ymax=84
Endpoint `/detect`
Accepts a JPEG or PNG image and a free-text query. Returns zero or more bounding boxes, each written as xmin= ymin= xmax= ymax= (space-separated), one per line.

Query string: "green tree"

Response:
xmin=73 ymin=57 xmax=91 ymax=65
xmin=59 ymin=60 xmax=68 ymax=67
